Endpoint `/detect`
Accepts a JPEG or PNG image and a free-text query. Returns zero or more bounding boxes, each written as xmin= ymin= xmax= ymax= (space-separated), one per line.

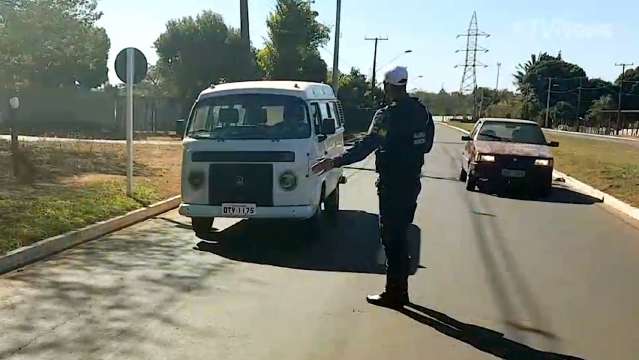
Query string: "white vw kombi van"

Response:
xmin=179 ymin=81 xmax=346 ymax=236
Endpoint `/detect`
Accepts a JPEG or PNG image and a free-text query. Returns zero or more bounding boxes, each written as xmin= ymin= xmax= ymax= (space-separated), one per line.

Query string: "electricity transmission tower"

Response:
xmin=455 ymin=11 xmax=490 ymax=120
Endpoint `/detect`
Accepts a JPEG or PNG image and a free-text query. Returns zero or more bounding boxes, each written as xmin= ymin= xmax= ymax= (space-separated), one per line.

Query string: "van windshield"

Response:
xmin=186 ymin=94 xmax=311 ymax=140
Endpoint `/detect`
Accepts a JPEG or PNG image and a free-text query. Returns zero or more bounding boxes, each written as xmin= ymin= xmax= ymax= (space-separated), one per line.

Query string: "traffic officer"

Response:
xmin=312 ymin=66 xmax=435 ymax=307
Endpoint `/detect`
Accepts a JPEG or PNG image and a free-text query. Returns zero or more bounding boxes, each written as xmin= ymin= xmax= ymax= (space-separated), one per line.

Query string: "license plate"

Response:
xmin=222 ymin=204 xmax=256 ymax=217
xmin=501 ymin=169 xmax=526 ymax=178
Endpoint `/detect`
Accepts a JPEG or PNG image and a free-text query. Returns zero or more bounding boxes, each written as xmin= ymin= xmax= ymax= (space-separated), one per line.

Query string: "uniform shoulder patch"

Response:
xmin=368 ymin=107 xmax=390 ymax=138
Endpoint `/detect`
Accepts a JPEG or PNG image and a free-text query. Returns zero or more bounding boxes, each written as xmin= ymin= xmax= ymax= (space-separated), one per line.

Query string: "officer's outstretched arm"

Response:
xmin=333 ymin=110 xmax=386 ymax=167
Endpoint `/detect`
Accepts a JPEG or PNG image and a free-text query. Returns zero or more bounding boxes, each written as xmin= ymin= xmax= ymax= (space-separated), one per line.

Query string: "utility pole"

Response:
xmin=365 ymin=36 xmax=388 ymax=88
xmin=545 ymin=77 xmax=553 ymax=128
xmin=576 ymin=77 xmax=582 ymax=131
xmin=478 ymin=88 xmax=485 ymax=118
xmin=331 ymin=0 xmax=342 ymax=94
xmin=455 ymin=11 xmax=489 ymax=120
xmin=240 ymin=0 xmax=250 ymax=52
xmin=615 ymin=62 xmax=634 ymax=134
xmin=495 ymin=62 xmax=502 ymax=90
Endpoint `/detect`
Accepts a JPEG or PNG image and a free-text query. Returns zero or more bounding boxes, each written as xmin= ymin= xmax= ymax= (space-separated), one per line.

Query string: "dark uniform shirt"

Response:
xmin=334 ymin=96 xmax=435 ymax=184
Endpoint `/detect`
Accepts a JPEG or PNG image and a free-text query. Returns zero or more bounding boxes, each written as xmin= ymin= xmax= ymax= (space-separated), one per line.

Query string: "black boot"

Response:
xmin=366 ymin=281 xmax=409 ymax=308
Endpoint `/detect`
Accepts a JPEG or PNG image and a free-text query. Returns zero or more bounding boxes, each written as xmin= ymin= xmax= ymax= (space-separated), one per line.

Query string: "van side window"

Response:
xmin=311 ymin=102 xmax=322 ymax=134
xmin=331 ymin=101 xmax=344 ymax=127
xmin=324 ymin=103 xmax=333 ymax=119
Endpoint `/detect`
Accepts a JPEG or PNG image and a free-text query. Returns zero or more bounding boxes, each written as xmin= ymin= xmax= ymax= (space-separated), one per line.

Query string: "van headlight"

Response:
xmin=477 ymin=154 xmax=496 ymax=162
xmin=279 ymin=171 xmax=298 ymax=191
xmin=534 ymin=159 xmax=553 ymax=167
xmin=188 ymin=170 xmax=205 ymax=189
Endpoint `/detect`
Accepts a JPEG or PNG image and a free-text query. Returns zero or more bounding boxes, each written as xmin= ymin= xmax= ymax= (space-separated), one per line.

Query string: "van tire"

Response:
xmin=192 ymin=217 xmax=214 ymax=236
xmin=459 ymin=167 xmax=467 ymax=182
xmin=465 ymin=174 xmax=477 ymax=191
xmin=324 ymin=185 xmax=339 ymax=215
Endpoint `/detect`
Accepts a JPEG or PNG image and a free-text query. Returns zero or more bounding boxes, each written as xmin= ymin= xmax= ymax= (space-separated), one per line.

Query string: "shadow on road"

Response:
xmin=196 ymin=210 xmax=422 ymax=275
xmin=0 ymin=222 xmax=230 ymax=359
xmin=345 ymin=166 xmax=459 ymax=183
xmin=396 ymin=304 xmax=585 ymax=360
xmin=479 ymin=185 xmax=602 ymax=205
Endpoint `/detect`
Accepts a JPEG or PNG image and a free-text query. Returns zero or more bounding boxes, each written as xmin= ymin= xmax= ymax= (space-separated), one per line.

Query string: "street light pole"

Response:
xmin=331 ymin=0 xmax=342 ymax=95
xmin=545 ymin=77 xmax=553 ymax=128
xmin=8 ymin=96 xmax=20 ymax=154
xmin=495 ymin=62 xmax=502 ymax=90
xmin=126 ymin=48 xmax=135 ymax=196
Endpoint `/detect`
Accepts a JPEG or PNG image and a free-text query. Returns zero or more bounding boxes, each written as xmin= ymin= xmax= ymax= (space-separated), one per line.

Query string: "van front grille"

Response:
xmin=209 ymin=164 xmax=273 ymax=206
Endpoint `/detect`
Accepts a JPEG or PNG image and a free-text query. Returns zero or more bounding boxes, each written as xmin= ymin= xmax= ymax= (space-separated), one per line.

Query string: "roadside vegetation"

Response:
xmin=447 ymin=120 xmax=639 ymax=207
xmin=0 ymin=140 xmax=181 ymax=254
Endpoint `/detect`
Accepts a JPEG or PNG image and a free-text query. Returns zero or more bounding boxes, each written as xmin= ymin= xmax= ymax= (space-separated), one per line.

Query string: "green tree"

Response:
xmin=413 ymin=90 xmax=473 ymax=116
xmin=587 ymin=95 xmax=616 ymax=126
xmin=578 ymin=78 xmax=615 ymax=119
xmin=515 ymin=52 xmax=587 ymax=125
xmin=154 ymin=11 xmax=258 ymax=105
xmin=337 ymin=68 xmax=383 ymax=132
xmin=550 ymin=101 xmax=576 ymax=126
xmin=0 ymin=0 xmax=109 ymax=89
xmin=258 ymin=0 xmax=330 ymax=82
xmin=615 ymin=66 xmax=639 ymax=111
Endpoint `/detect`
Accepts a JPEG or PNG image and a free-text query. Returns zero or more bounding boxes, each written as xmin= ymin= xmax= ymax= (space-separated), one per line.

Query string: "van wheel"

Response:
xmin=192 ymin=217 xmax=214 ymax=236
xmin=459 ymin=167 xmax=467 ymax=182
xmin=303 ymin=189 xmax=324 ymax=233
xmin=466 ymin=174 xmax=477 ymax=191
xmin=324 ymin=185 xmax=340 ymax=216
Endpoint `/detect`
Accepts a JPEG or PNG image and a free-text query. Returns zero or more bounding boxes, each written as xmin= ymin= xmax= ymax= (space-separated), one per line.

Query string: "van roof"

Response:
xmin=198 ymin=81 xmax=336 ymax=101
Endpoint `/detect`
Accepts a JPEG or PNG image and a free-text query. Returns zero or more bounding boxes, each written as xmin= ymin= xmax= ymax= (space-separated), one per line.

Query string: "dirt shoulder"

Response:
xmin=0 ymin=140 xmax=182 ymax=254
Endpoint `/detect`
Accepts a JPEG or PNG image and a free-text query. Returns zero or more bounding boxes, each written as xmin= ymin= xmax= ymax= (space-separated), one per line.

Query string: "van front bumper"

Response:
xmin=179 ymin=203 xmax=316 ymax=219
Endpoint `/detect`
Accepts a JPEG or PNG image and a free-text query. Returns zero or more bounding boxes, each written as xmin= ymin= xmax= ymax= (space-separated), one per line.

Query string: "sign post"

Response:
xmin=115 ymin=47 xmax=148 ymax=197
xmin=126 ymin=49 xmax=134 ymax=196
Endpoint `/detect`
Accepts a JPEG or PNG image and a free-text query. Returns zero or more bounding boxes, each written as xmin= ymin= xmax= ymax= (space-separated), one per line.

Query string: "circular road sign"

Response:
xmin=115 ymin=48 xmax=148 ymax=84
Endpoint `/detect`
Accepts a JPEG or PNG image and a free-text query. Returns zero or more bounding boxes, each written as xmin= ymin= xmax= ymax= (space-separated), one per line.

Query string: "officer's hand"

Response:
xmin=312 ymin=158 xmax=335 ymax=174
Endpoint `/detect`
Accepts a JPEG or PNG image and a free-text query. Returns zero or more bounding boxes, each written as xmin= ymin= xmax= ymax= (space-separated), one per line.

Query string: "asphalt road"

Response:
xmin=1 ymin=124 xmax=639 ymax=359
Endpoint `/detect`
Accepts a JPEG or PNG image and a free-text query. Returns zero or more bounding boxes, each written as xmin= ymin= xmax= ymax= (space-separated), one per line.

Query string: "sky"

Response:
xmin=97 ymin=0 xmax=639 ymax=92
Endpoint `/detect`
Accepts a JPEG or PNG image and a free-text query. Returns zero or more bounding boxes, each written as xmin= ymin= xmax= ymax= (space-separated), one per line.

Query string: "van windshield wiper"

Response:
xmin=188 ymin=129 xmax=213 ymax=138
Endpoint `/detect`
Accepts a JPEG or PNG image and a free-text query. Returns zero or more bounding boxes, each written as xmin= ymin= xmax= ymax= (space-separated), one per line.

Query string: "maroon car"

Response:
xmin=459 ymin=118 xmax=559 ymax=196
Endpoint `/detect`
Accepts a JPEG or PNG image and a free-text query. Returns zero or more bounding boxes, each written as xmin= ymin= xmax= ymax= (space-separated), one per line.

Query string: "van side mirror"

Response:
xmin=322 ymin=117 xmax=336 ymax=135
xmin=176 ymin=119 xmax=186 ymax=139
xmin=548 ymin=141 xmax=559 ymax=147
xmin=461 ymin=135 xmax=472 ymax=141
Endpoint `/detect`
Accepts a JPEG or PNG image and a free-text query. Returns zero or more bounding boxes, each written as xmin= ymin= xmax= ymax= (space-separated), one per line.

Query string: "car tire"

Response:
xmin=466 ymin=174 xmax=477 ymax=191
xmin=324 ymin=185 xmax=340 ymax=216
xmin=459 ymin=167 xmax=468 ymax=182
xmin=192 ymin=217 xmax=214 ymax=236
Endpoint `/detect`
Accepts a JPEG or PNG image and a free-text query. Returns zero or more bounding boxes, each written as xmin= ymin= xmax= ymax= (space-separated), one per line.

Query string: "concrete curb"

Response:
xmin=0 ymin=196 xmax=181 ymax=275
xmin=439 ymin=121 xmax=639 ymax=223
xmin=544 ymin=128 xmax=639 ymax=143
